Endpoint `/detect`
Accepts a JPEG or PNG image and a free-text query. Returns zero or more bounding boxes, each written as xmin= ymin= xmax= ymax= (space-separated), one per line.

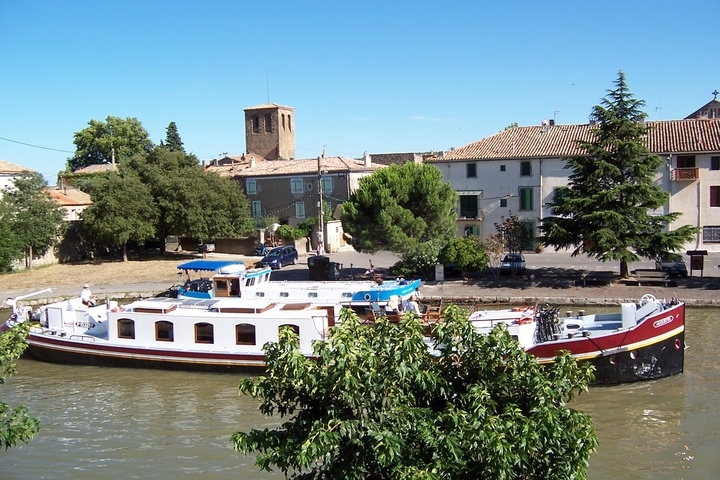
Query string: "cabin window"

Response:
xmin=245 ymin=277 xmax=256 ymax=287
xmin=279 ymin=324 xmax=300 ymax=336
xmin=341 ymin=292 xmax=352 ymax=298
xmin=215 ymin=279 xmax=228 ymax=295
xmin=280 ymin=292 xmax=289 ymax=297
xmin=308 ymin=292 xmax=318 ymax=298
xmin=236 ymin=323 xmax=256 ymax=345
xmin=117 ymin=318 xmax=135 ymax=339
xmin=156 ymin=321 xmax=174 ymax=342
xmin=195 ymin=322 xmax=214 ymax=344
xmin=255 ymin=292 xmax=265 ymax=297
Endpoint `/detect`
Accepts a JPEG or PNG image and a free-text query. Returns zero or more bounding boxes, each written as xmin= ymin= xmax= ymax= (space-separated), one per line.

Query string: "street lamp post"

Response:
xmin=317 ymin=156 xmax=324 ymax=253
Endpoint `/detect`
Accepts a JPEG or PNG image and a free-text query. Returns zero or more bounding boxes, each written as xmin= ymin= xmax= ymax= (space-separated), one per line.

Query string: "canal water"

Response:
xmin=1 ymin=308 xmax=718 ymax=479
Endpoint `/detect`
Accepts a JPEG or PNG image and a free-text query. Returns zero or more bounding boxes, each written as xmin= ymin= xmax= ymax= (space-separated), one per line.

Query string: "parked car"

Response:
xmin=259 ymin=246 xmax=299 ymax=269
xmin=500 ymin=253 xmax=526 ymax=275
xmin=655 ymin=252 xmax=688 ymax=277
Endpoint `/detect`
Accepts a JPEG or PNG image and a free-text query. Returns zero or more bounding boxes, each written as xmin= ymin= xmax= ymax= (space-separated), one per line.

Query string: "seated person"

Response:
xmin=81 ymin=284 xmax=98 ymax=307
xmin=405 ymin=296 xmax=423 ymax=316
xmin=385 ymin=295 xmax=401 ymax=315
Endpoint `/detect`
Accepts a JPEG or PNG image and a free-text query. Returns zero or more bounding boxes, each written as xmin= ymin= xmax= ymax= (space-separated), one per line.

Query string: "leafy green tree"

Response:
xmin=341 ymin=162 xmax=457 ymax=254
xmin=2 ymin=172 xmax=66 ymax=268
xmin=495 ymin=215 xmax=532 ymax=254
xmin=0 ymin=202 xmax=23 ymax=272
xmin=1 ymin=322 xmax=40 ymax=450
xmin=180 ymin=171 xmax=255 ymax=247
xmin=541 ymin=71 xmax=698 ymax=276
xmin=161 ymin=121 xmax=185 ymax=152
xmin=67 ymin=116 xmax=154 ymax=171
xmin=81 ymin=171 xmax=158 ymax=262
xmin=233 ymin=306 xmax=597 ymax=479
xmin=438 ymin=235 xmax=490 ymax=278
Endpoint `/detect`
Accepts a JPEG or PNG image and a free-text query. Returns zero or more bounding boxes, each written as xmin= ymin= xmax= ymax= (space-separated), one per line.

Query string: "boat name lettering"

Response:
xmin=75 ymin=321 xmax=96 ymax=329
xmin=652 ymin=315 xmax=673 ymax=328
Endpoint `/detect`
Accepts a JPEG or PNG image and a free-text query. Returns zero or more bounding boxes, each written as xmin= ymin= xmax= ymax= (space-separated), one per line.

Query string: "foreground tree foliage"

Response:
xmin=540 ymin=71 xmax=697 ymax=277
xmin=341 ymin=162 xmax=457 ymax=255
xmin=233 ymin=307 xmax=597 ymax=479
xmin=1 ymin=172 xmax=66 ymax=270
xmin=1 ymin=322 xmax=40 ymax=450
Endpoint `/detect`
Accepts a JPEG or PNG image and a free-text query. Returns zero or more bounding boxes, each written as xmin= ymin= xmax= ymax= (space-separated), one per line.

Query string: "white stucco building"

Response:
xmin=427 ymin=99 xmax=720 ymax=252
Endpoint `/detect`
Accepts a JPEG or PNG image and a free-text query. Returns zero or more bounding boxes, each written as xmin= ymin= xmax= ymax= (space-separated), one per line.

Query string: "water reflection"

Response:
xmin=2 ymin=308 xmax=719 ymax=479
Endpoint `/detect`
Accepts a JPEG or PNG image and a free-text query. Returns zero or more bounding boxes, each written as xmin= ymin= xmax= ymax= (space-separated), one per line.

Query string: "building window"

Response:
xmin=677 ymin=155 xmax=695 ymax=168
xmin=252 ymin=116 xmax=260 ymax=133
xmin=246 ymin=179 xmax=256 ymax=195
xmin=295 ymin=200 xmax=306 ymax=219
xmin=288 ymin=115 xmax=292 ymax=131
xmin=236 ymin=323 xmax=256 ymax=345
xmin=499 ymin=198 xmax=508 ymax=208
xmin=500 ymin=165 xmax=506 ymax=172
xmin=703 ymin=226 xmax=720 ymax=243
xmin=711 ymin=186 xmax=720 ymax=207
xmin=251 ymin=200 xmax=262 ymax=218
xmin=459 ymin=195 xmax=478 ymax=218
xmin=466 ymin=163 xmax=477 ymax=178
xmin=322 ymin=177 xmax=332 ymax=193
xmin=117 ymin=319 xmax=135 ymax=339
xmin=195 ymin=322 xmax=214 ymax=344
xmin=155 ymin=321 xmax=174 ymax=342
xmin=553 ymin=187 xmax=568 ymax=203
xmin=291 ymin=178 xmax=303 ymax=193
xmin=712 ymin=156 xmax=720 ymax=171
xmin=519 ymin=187 xmax=533 ymax=211
xmin=520 ymin=161 xmax=532 ymax=176
xmin=265 ymin=114 xmax=272 ymax=133
xmin=464 ymin=225 xmax=478 ymax=236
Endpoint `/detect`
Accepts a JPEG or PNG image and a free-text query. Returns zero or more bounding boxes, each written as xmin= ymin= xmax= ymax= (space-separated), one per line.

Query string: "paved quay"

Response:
xmin=7 ymin=249 xmax=720 ymax=308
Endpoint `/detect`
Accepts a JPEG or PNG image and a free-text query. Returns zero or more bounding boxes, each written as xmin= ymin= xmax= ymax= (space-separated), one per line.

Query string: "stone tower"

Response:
xmin=244 ymin=104 xmax=295 ymax=160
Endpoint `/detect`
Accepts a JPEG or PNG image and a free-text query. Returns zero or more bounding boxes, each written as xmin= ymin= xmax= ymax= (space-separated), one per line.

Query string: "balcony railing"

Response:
xmin=672 ymin=167 xmax=699 ymax=181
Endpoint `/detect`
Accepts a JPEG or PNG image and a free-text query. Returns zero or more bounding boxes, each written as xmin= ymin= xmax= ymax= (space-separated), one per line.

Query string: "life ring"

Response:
xmin=516 ymin=316 xmax=533 ymax=325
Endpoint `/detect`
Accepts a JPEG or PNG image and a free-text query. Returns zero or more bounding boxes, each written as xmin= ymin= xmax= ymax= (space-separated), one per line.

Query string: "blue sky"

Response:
xmin=1 ymin=1 xmax=718 ymax=183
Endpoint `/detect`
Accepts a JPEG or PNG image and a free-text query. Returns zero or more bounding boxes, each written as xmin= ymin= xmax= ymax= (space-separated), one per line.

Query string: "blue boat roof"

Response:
xmin=177 ymin=260 xmax=244 ymax=271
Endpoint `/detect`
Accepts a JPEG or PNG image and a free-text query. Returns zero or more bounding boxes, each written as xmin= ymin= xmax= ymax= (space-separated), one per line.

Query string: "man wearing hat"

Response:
xmin=81 ymin=284 xmax=98 ymax=307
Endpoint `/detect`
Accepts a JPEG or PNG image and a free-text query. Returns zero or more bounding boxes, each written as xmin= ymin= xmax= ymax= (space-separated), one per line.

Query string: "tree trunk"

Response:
xmin=122 ymin=243 xmax=128 ymax=262
xmin=620 ymin=260 xmax=629 ymax=278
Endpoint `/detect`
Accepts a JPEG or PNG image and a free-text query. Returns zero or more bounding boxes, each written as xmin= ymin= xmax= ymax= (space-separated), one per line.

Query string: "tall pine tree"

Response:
xmin=540 ymin=71 xmax=697 ymax=277
xmin=163 ymin=121 xmax=185 ymax=152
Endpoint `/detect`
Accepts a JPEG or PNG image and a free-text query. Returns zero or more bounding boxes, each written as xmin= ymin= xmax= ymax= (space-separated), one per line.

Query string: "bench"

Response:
xmin=577 ymin=270 xmax=615 ymax=286
xmin=634 ymin=270 xmax=670 ymax=287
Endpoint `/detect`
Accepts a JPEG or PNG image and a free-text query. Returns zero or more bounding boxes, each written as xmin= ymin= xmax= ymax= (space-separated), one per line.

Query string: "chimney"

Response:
xmin=249 ymin=157 xmax=256 ymax=169
xmin=364 ymin=152 xmax=371 ymax=167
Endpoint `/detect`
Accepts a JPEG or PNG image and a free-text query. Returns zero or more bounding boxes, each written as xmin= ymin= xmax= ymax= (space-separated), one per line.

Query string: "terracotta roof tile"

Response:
xmin=0 ymin=160 xmax=34 ymax=173
xmin=47 ymin=187 xmax=92 ymax=206
xmin=206 ymin=156 xmax=383 ymax=178
xmin=430 ymin=119 xmax=720 ymax=162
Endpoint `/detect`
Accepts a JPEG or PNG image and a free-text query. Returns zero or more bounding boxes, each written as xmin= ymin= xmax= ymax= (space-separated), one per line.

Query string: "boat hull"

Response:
xmin=528 ymin=302 xmax=685 ymax=385
xmin=25 ymin=334 xmax=269 ymax=373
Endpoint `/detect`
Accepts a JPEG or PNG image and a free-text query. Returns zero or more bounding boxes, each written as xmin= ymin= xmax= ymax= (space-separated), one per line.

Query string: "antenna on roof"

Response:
xmin=266 ymin=71 xmax=270 ymax=104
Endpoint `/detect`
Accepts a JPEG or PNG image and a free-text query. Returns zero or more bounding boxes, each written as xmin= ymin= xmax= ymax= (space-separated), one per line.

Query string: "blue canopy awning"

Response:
xmin=177 ymin=260 xmax=244 ymax=272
